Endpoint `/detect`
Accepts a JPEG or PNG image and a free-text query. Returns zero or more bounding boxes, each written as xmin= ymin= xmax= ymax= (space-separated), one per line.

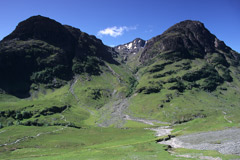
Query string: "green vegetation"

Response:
xmin=1 ymin=16 xmax=240 ymax=159
xmin=0 ymin=126 xmax=177 ymax=160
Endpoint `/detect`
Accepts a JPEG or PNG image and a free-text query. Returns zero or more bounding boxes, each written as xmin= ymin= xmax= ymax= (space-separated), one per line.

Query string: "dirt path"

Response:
xmin=124 ymin=115 xmax=170 ymax=126
xmin=69 ymin=75 xmax=79 ymax=101
xmin=0 ymin=125 xmax=68 ymax=147
xmin=69 ymin=76 xmax=94 ymax=115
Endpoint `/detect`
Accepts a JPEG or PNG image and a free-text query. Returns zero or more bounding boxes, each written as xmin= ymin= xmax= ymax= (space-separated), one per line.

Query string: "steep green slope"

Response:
xmin=127 ymin=20 xmax=240 ymax=126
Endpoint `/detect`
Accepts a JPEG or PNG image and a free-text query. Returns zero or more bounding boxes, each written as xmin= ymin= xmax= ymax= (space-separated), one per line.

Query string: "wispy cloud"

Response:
xmin=145 ymin=25 xmax=154 ymax=33
xmin=97 ymin=26 xmax=137 ymax=38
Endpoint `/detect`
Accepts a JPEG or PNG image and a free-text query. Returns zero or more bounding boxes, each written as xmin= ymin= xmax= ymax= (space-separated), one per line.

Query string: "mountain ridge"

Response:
xmin=1 ymin=16 xmax=239 ymax=98
xmin=1 ymin=16 xmax=240 ymax=159
xmin=0 ymin=15 xmax=239 ymax=120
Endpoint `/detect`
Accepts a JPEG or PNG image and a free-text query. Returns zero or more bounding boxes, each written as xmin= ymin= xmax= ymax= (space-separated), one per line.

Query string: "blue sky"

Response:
xmin=0 ymin=0 xmax=239 ymax=52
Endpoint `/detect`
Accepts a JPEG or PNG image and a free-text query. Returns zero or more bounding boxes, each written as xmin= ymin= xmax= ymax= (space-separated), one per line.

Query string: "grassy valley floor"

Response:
xmin=1 ymin=117 xmax=240 ymax=159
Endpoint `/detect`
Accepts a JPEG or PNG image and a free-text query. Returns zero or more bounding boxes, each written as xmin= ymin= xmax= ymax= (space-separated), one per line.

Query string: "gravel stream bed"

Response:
xmin=160 ymin=128 xmax=240 ymax=156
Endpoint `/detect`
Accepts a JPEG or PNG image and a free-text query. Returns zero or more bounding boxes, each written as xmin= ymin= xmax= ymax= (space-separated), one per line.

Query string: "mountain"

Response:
xmin=139 ymin=20 xmax=239 ymax=64
xmin=1 ymin=17 xmax=240 ymax=159
xmin=0 ymin=15 xmax=133 ymax=128
xmin=0 ymin=15 xmax=118 ymax=98
xmin=125 ymin=20 xmax=240 ymax=124
xmin=114 ymin=38 xmax=146 ymax=60
xmin=137 ymin=20 xmax=240 ymax=89
xmin=114 ymin=38 xmax=146 ymax=69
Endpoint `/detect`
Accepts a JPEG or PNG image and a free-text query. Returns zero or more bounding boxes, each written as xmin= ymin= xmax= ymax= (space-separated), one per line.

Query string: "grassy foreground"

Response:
xmin=0 ymin=125 xmax=172 ymax=160
xmin=1 ymin=122 xmax=240 ymax=160
xmin=0 ymin=61 xmax=240 ymax=159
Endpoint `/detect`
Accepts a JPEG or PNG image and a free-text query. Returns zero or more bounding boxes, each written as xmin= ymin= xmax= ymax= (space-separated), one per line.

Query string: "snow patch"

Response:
xmin=127 ymin=43 xmax=133 ymax=49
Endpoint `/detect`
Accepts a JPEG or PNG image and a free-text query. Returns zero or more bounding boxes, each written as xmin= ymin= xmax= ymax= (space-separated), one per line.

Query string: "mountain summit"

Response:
xmin=114 ymin=38 xmax=146 ymax=55
xmin=140 ymin=20 xmax=238 ymax=64
xmin=2 ymin=15 xmax=75 ymax=51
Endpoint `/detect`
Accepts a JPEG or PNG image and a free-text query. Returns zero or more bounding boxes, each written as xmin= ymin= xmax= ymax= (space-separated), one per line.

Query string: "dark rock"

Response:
xmin=158 ymin=104 xmax=164 ymax=108
xmin=168 ymin=81 xmax=185 ymax=92
xmin=3 ymin=15 xmax=75 ymax=51
xmin=155 ymin=135 xmax=175 ymax=143
xmin=173 ymin=113 xmax=206 ymax=124
xmin=143 ymin=87 xmax=162 ymax=94
xmin=0 ymin=15 xmax=118 ymax=98
xmin=40 ymin=105 xmax=67 ymax=116
xmin=152 ymin=70 xmax=176 ymax=79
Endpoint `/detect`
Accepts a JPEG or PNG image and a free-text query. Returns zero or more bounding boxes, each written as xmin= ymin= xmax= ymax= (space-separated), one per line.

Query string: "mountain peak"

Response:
xmin=114 ymin=38 xmax=145 ymax=53
xmin=3 ymin=15 xmax=75 ymax=49
xmin=114 ymin=38 xmax=146 ymax=62
xmin=3 ymin=15 xmax=61 ymax=40
xmin=139 ymin=20 xmax=231 ymax=63
xmin=163 ymin=20 xmax=210 ymax=38
xmin=166 ymin=20 xmax=204 ymax=30
xmin=133 ymin=37 xmax=145 ymax=42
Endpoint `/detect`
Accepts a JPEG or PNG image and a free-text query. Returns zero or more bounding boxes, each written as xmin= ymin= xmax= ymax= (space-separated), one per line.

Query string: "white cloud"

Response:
xmin=145 ymin=29 xmax=153 ymax=33
xmin=97 ymin=26 xmax=137 ymax=38
xmin=145 ymin=25 xmax=154 ymax=33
